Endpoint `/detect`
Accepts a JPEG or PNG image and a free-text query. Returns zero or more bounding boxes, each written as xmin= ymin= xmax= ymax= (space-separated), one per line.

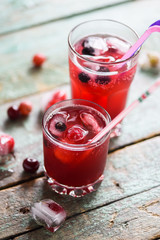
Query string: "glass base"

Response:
xmin=110 ymin=123 xmax=122 ymax=138
xmin=45 ymin=173 xmax=104 ymax=197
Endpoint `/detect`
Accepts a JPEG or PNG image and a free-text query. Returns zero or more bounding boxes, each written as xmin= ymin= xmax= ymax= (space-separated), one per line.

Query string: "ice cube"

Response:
xmin=80 ymin=112 xmax=101 ymax=133
xmin=31 ymin=199 xmax=66 ymax=233
xmin=87 ymin=37 xmax=108 ymax=51
xmin=49 ymin=113 xmax=67 ymax=138
xmin=106 ymin=37 xmax=130 ymax=54
xmin=66 ymin=125 xmax=88 ymax=144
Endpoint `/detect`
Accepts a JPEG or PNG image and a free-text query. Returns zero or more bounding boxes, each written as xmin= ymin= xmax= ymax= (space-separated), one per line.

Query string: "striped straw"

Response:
xmin=91 ymin=79 xmax=160 ymax=143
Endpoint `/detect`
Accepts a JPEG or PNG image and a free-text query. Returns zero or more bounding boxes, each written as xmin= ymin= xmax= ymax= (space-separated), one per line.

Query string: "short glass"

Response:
xmin=42 ymin=99 xmax=111 ymax=197
xmin=68 ymin=19 xmax=140 ymax=137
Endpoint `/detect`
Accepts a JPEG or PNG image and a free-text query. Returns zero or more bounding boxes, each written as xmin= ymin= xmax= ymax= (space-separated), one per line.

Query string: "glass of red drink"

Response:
xmin=42 ymin=99 xmax=111 ymax=197
xmin=68 ymin=19 xmax=140 ymax=137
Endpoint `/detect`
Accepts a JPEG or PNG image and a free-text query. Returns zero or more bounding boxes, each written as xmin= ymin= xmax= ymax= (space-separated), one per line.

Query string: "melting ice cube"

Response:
xmin=80 ymin=112 xmax=101 ymax=133
xmin=31 ymin=199 xmax=66 ymax=233
xmin=48 ymin=113 xmax=67 ymax=138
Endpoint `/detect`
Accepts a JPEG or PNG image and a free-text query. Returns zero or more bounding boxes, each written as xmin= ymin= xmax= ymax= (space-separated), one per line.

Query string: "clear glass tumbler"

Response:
xmin=68 ymin=19 xmax=140 ymax=137
xmin=42 ymin=99 xmax=111 ymax=197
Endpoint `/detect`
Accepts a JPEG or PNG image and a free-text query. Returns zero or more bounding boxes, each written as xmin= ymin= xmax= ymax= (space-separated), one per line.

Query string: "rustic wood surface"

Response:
xmin=0 ymin=0 xmax=160 ymax=239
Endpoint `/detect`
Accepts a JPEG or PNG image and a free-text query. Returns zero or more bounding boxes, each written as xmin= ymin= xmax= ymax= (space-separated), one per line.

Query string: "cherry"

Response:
xmin=18 ymin=101 xmax=32 ymax=116
xmin=32 ymin=54 xmax=46 ymax=67
xmin=23 ymin=158 xmax=40 ymax=173
xmin=7 ymin=105 xmax=20 ymax=120
xmin=0 ymin=134 xmax=15 ymax=156
xmin=55 ymin=122 xmax=66 ymax=132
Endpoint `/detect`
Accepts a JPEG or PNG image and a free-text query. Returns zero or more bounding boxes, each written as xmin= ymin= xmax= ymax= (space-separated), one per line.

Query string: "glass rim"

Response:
xmin=68 ymin=19 xmax=141 ymax=65
xmin=42 ymin=98 xmax=111 ymax=150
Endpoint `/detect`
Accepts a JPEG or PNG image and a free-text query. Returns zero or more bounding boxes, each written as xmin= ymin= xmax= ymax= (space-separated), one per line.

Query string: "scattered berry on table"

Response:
xmin=18 ymin=101 xmax=32 ymax=117
xmin=43 ymin=90 xmax=67 ymax=112
xmin=0 ymin=133 xmax=15 ymax=156
xmin=23 ymin=158 xmax=40 ymax=173
xmin=7 ymin=105 xmax=20 ymax=120
xmin=32 ymin=54 xmax=46 ymax=67
xmin=78 ymin=72 xmax=90 ymax=83
xmin=31 ymin=199 xmax=66 ymax=232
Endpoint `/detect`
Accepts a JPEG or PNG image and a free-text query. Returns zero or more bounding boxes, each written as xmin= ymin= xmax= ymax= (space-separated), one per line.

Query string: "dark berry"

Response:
xmin=7 ymin=105 xmax=20 ymax=120
xmin=78 ymin=72 xmax=90 ymax=83
xmin=32 ymin=54 xmax=46 ymax=67
xmin=95 ymin=76 xmax=111 ymax=85
xmin=23 ymin=158 xmax=40 ymax=173
xmin=82 ymin=40 xmax=88 ymax=47
xmin=55 ymin=122 xmax=66 ymax=132
xmin=108 ymin=46 xmax=117 ymax=53
xmin=82 ymin=47 xmax=95 ymax=56
xmin=98 ymin=66 xmax=110 ymax=72
xmin=96 ymin=67 xmax=110 ymax=85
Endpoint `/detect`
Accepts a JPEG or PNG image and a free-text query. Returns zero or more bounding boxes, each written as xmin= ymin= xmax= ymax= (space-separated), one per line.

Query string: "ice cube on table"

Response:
xmin=80 ymin=112 xmax=101 ymax=133
xmin=31 ymin=199 xmax=66 ymax=233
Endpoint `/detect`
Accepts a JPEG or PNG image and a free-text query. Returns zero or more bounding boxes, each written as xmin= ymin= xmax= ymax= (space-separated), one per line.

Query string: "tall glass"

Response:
xmin=68 ymin=19 xmax=140 ymax=137
xmin=42 ymin=99 xmax=111 ymax=197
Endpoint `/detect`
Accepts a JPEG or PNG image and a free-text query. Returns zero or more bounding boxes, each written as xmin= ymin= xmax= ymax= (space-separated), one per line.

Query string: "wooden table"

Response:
xmin=0 ymin=0 xmax=160 ymax=239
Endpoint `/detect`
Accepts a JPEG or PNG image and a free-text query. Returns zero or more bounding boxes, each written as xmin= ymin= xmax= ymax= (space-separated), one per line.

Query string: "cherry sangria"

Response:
xmin=68 ymin=20 xmax=140 ymax=136
xmin=42 ymin=99 xmax=111 ymax=197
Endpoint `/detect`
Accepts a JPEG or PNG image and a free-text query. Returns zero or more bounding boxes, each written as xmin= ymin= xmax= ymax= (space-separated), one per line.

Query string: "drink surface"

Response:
xmin=69 ymin=34 xmax=137 ymax=119
xmin=43 ymin=104 xmax=109 ymax=187
xmin=45 ymin=105 xmax=107 ymax=144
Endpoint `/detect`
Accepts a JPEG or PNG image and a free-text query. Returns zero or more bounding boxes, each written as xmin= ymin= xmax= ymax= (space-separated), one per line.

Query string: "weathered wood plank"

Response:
xmin=14 ymin=186 xmax=160 ymax=240
xmin=0 ymin=136 xmax=160 ymax=239
xmin=0 ymin=0 xmax=160 ymax=104
xmin=0 ymin=84 xmax=160 ymax=189
xmin=0 ymin=0 xmax=131 ymax=35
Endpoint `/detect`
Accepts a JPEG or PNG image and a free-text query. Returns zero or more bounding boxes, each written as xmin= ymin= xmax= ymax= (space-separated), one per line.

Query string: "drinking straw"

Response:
xmin=121 ymin=20 xmax=160 ymax=60
xmin=91 ymin=79 xmax=160 ymax=143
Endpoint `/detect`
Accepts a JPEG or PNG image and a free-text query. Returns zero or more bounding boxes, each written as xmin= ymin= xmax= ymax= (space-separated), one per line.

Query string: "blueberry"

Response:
xmin=82 ymin=47 xmax=95 ymax=56
xmin=82 ymin=40 xmax=89 ymax=47
xmin=55 ymin=122 xmax=66 ymax=132
xmin=96 ymin=66 xmax=110 ymax=84
xmin=95 ymin=76 xmax=111 ymax=85
xmin=78 ymin=72 xmax=90 ymax=83
xmin=98 ymin=66 xmax=110 ymax=72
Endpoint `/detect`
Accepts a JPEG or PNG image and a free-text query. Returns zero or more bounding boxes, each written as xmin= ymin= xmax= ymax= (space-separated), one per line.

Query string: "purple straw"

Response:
xmin=121 ymin=20 xmax=160 ymax=60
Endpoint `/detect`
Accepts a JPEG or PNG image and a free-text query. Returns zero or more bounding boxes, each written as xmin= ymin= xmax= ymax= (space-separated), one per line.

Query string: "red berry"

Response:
xmin=44 ymin=90 xmax=67 ymax=112
xmin=7 ymin=105 xmax=20 ymax=120
xmin=19 ymin=101 xmax=32 ymax=116
xmin=32 ymin=54 xmax=46 ymax=67
xmin=23 ymin=158 xmax=40 ymax=173
xmin=0 ymin=134 xmax=15 ymax=156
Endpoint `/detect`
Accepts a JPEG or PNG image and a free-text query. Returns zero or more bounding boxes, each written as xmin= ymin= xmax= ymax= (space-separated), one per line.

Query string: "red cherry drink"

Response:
xmin=42 ymin=99 xmax=111 ymax=197
xmin=69 ymin=34 xmax=138 ymax=119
